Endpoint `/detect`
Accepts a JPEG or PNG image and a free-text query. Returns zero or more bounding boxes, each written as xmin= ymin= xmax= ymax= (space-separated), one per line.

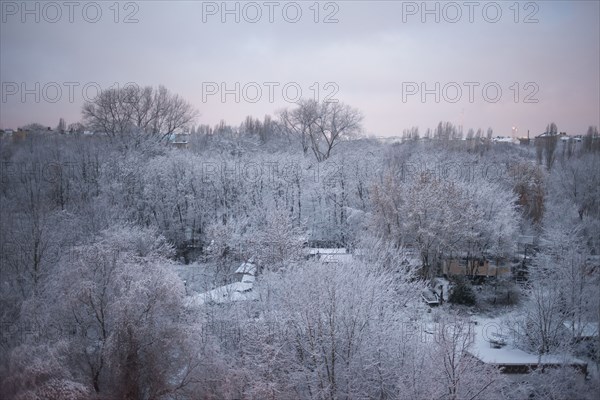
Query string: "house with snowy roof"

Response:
xmin=184 ymin=261 xmax=259 ymax=307
xmin=235 ymin=261 xmax=257 ymax=278
xmin=185 ymin=281 xmax=257 ymax=306
xmin=306 ymin=248 xmax=353 ymax=264
xmin=168 ymin=133 xmax=190 ymax=149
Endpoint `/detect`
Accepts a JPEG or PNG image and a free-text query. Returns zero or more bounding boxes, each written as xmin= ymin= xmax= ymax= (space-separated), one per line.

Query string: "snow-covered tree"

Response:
xmin=7 ymin=226 xmax=205 ymax=399
xmin=280 ymin=99 xmax=363 ymax=162
xmin=82 ymin=85 xmax=198 ymax=142
xmin=254 ymin=260 xmax=419 ymax=399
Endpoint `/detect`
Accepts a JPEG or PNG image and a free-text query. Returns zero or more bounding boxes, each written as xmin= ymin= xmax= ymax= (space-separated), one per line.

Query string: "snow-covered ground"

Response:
xmin=173 ymin=262 xmax=217 ymax=293
xmin=468 ymin=316 xmax=587 ymax=368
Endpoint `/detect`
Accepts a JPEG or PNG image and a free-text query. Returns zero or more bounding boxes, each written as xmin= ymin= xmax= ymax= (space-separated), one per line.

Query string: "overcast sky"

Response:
xmin=1 ymin=0 xmax=599 ymax=136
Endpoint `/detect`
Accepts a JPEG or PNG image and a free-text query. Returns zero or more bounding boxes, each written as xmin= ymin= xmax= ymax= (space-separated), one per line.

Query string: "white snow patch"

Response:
xmin=468 ymin=317 xmax=587 ymax=367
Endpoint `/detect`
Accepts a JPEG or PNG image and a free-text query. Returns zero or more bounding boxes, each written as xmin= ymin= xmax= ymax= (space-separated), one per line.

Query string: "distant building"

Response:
xmin=536 ymin=131 xmax=557 ymax=138
xmin=442 ymin=257 xmax=511 ymax=279
xmin=168 ymin=133 xmax=190 ymax=149
xmin=306 ymin=248 xmax=353 ymax=264
xmin=534 ymin=131 xmax=566 ymax=143
xmin=492 ymin=136 xmax=514 ymax=144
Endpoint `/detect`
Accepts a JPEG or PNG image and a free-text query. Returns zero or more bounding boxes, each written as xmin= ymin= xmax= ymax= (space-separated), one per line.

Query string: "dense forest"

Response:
xmin=1 ymin=87 xmax=599 ymax=399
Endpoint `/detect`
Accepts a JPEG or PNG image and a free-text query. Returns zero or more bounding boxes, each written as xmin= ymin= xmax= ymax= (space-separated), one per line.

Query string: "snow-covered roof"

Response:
xmin=320 ymin=253 xmax=353 ymax=263
xmin=563 ymin=321 xmax=599 ymax=338
xmin=308 ymin=248 xmax=347 ymax=255
xmin=185 ymin=281 xmax=257 ymax=306
xmin=306 ymin=248 xmax=352 ymax=263
xmin=235 ymin=262 xmax=257 ymax=275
